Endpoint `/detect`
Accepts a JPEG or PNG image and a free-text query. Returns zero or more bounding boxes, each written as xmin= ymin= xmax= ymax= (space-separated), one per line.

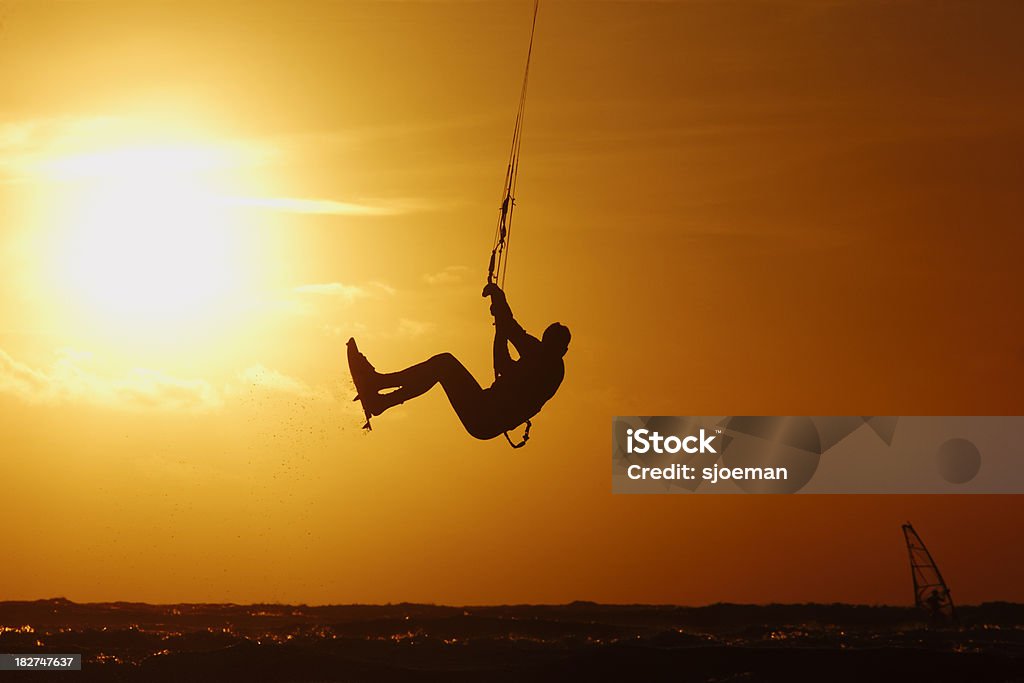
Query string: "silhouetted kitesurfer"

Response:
xmin=347 ymin=283 xmax=568 ymax=440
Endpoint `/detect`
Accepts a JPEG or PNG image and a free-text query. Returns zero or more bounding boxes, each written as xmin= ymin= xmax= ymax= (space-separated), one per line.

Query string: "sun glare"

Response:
xmin=52 ymin=143 xmax=248 ymax=328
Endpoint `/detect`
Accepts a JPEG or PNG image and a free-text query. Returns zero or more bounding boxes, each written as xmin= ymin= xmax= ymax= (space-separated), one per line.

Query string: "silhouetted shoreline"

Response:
xmin=3 ymin=599 xmax=1024 ymax=681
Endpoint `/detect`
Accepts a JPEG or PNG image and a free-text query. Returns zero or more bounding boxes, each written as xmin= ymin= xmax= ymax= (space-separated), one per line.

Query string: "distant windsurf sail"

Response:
xmin=901 ymin=523 xmax=958 ymax=624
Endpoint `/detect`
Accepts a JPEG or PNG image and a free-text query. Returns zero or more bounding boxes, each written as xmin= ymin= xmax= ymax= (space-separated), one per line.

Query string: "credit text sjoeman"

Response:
xmin=623 ymin=428 xmax=789 ymax=484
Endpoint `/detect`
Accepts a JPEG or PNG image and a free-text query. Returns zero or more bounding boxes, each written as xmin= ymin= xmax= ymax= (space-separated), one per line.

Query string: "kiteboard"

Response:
xmin=347 ymin=337 xmax=376 ymax=431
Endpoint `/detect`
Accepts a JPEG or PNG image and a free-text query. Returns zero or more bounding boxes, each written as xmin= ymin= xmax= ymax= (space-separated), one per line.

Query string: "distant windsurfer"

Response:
xmin=925 ymin=589 xmax=948 ymax=621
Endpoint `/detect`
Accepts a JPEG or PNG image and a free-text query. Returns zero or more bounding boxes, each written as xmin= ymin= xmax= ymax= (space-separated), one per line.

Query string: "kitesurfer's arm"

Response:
xmin=482 ymin=283 xmax=541 ymax=357
xmin=493 ymin=325 xmax=514 ymax=378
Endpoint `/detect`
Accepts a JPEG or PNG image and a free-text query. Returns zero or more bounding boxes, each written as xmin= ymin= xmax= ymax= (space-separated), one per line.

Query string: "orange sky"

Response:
xmin=2 ymin=0 xmax=1023 ymax=606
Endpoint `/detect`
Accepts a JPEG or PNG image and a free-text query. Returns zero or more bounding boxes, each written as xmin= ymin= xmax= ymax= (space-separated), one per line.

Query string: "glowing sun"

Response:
xmin=54 ymin=144 xmax=246 ymax=325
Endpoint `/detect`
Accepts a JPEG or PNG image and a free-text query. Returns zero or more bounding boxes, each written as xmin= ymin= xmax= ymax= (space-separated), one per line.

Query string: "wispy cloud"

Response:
xmin=293 ymin=281 xmax=395 ymax=304
xmin=397 ymin=318 xmax=434 ymax=338
xmin=0 ymin=115 xmax=274 ymax=183
xmin=423 ymin=265 xmax=470 ymax=286
xmin=0 ymin=348 xmax=222 ymax=412
xmin=228 ymin=196 xmax=425 ymax=217
xmin=0 ymin=116 xmax=441 ymax=217
xmin=330 ymin=317 xmax=434 ymax=343
xmin=294 ymin=282 xmax=367 ymax=302
xmin=0 ymin=116 xmax=122 ymax=154
xmin=0 ymin=348 xmax=340 ymax=411
xmin=371 ymin=282 xmax=397 ymax=296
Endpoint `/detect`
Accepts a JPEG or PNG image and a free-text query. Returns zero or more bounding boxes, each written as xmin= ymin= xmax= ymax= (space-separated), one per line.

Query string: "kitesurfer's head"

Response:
xmin=543 ymin=322 xmax=571 ymax=357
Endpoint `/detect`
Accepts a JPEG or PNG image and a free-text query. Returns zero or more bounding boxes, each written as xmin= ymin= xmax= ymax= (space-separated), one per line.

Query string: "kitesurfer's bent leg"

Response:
xmin=372 ymin=353 xmax=504 ymax=440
